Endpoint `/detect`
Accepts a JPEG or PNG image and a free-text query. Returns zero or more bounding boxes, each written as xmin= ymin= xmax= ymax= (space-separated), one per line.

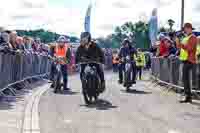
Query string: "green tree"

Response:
xmin=16 ymin=29 xmax=78 ymax=44
xmin=159 ymin=27 xmax=167 ymax=33
xmin=168 ymin=19 xmax=175 ymax=32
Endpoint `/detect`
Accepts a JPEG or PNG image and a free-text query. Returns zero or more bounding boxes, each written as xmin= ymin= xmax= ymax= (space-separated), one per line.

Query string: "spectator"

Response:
xmin=16 ymin=36 xmax=25 ymax=50
xmin=41 ymin=43 xmax=50 ymax=55
xmin=32 ymin=37 xmax=41 ymax=52
xmin=176 ymin=23 xmax=197 ymax=103
xmin=168 ymin=43 xmax=177 ymax=56
xmin=0 ymin=31 xmax=13 ymax=49
xmin=159 ymin=37 xmax=170 ymax=57
xmin=9 ymin=31 xmax=18 ymax=50
xmin=49 ymin=43 xmax=56 ymax=57
xmin=23 ymin=36 xmax=32 ymax=50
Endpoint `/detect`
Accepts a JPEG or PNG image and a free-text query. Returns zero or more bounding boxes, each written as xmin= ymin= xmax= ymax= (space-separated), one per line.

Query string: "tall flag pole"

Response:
xmin=181 ymin=0 xmax=185 ymax=29
xmin=84 ymin=4 xmax=92 ymax=33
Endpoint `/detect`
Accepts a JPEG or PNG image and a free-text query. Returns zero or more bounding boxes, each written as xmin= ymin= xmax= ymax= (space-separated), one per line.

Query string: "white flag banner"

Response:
xmin=84 ymin=4 xmax=92 ymax=33
xmin=148 ymin=8 xmax=158 ymax=47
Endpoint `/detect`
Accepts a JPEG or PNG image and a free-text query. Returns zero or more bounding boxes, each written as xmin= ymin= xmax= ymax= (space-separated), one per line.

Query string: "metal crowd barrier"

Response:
xmin=151 ymin=57 xmax=200 ymax=91
xmin=0 ymin=51 xmax=52 ymax=92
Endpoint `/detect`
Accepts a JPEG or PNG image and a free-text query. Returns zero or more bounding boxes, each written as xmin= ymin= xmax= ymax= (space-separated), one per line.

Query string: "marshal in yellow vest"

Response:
xmin=179 ymin=35 xmax=193 ymax=61
xmin=196 ymin=44 xmax=200 ymax=63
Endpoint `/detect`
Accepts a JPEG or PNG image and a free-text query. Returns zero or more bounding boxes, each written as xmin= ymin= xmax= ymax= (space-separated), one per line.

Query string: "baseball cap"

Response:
xmin=183 ymin=23 xmax=195 ymax=30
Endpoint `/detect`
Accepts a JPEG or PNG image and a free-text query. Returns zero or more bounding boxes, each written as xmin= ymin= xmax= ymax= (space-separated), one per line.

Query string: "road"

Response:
xmin=39 ymin=72 xmax=200 ymax=133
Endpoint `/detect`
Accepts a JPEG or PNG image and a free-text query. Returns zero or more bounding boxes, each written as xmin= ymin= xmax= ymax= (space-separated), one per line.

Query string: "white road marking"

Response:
xmin=64 ymin=119 xmax=72 ymax=124
xmin=168 ymin=130 xmax=181 ymax=133
xmin=22 ymin=84 xmax=49 ymax=133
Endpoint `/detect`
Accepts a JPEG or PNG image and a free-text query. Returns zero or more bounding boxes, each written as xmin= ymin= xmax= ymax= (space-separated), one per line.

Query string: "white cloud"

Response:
xmin=0 ymin=0 xmax=200 ymax=37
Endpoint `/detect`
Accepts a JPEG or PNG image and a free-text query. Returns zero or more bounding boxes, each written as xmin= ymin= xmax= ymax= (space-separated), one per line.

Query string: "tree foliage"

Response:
xmin=16 ymin=29 xmax=79 ymax=43
xmin=168 ymin=19 xmax=175 ymax=32
xmin=97 ymin=21 xmax=150 ymax=49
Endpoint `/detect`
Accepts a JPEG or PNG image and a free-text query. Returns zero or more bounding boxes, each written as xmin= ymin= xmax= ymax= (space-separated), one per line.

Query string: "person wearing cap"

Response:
xmin=176 ymin=23 xmax=197 ymax=103
xmin=54 ymin=36 xmax=71 ymax=90
xmin=76 ymin=32 xmax=105 ymax=92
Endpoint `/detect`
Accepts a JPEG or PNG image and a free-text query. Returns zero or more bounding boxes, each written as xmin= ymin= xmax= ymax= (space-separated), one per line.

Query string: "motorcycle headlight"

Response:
xmin=84 ymin=65 xmax=91 ymax=73
xmin=126 ymin=56 xmax=130 ymax=60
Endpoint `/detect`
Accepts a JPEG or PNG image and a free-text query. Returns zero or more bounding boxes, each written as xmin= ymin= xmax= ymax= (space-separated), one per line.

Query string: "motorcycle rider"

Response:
xmin=118 ymin=38 xmax=137 ymax=84
xmin=53 ymin=36 xmax=71 ymax=90
xmin=75 ymin=32 xmax=106 ymax=92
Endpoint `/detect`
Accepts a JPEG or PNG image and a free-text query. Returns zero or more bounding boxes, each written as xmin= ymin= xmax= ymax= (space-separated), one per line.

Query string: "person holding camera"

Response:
xmin=176 ymin=23 xmax=197 ymax=103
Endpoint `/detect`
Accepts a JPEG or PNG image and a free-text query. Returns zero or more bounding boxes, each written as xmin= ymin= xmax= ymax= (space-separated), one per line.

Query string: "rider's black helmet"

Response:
xmin=122 ymin=38 xmax=130 ymax=46
xmin=80 ymin=32 xmax=91 ymax=43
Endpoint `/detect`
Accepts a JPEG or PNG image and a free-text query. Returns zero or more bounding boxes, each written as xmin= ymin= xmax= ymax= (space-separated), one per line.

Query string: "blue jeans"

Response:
xmin=61 ymin=64 xmax=68 ymax=89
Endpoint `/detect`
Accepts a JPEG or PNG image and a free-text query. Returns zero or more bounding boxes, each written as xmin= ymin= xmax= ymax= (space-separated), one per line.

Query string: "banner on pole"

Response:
xmin=84 ymin=4 xmax=92 ymax=33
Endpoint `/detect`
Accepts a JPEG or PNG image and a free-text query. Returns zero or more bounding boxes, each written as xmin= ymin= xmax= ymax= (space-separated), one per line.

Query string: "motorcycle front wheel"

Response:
xmin=83 ymin=91 xmax=92 ymax=105
xmin=124 ymin=71 xmax=132 ymax=91
xmin=54 ymin=72 xmax=62 ymax=93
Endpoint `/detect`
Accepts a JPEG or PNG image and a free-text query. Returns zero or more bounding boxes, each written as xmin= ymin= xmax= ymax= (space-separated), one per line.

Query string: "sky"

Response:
xmin=0 ymin=0 xmax=200 ymax=37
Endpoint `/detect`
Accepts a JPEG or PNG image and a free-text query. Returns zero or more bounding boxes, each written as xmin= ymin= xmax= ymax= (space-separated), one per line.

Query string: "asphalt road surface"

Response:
xmin=39 ymin=72 xmax=200 ymax=133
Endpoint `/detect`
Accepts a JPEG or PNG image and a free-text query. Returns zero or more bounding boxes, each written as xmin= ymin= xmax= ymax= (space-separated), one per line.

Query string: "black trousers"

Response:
xmin=197 ymin=64 xmax=200 ymax=90
xmin=137 ymin=66 xmax=142 ymax=80
xmin=80 ymin=63 xmax=104 ymax=82
xmin=182 ymin=61 xmax=196 ymax=99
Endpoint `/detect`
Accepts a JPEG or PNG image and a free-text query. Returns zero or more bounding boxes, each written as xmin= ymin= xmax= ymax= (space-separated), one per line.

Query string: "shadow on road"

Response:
xmin=190 ymin=101 xmax=200 ymax=109
xmin=56 ymin=89 xmax=79 ymax=95
xmin=121 ymin=89 xmax=152 ymax=95
xmin=0 ymin=98 xmax=15 ymax=110
xmin=81 ymin=99 xmax=118 ymax=110
xmin=0 ymin=80 xmax=47 ymax=110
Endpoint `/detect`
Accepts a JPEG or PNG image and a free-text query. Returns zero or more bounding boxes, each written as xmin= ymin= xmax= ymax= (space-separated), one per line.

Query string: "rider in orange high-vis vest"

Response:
xmin=54 ymin=36 xmax=71 ymax=90
xmin=112 ymin=54 xmax=119 ymax=72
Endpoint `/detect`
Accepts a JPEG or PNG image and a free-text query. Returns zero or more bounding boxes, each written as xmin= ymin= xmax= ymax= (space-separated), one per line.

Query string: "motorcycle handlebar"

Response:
xmin=78 ymin=62 xmax=102 ymax=65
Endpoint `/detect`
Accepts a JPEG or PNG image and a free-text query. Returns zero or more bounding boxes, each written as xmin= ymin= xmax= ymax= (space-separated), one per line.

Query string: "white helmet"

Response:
xmin=57 ymin=36 xmax=69 ymax=43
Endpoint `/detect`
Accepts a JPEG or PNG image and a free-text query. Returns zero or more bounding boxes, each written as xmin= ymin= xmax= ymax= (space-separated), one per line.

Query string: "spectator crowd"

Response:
xmin=0 ymin=28 xmax=50 ymax=55
xmin=154 ymin=28 xmax=200 ymax=63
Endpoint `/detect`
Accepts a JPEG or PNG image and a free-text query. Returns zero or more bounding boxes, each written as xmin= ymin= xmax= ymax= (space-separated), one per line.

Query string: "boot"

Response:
xmin=99 ymin=80 xmax=106 ymax=93
xmin=179 ymin=97 xmax=192 ymax=103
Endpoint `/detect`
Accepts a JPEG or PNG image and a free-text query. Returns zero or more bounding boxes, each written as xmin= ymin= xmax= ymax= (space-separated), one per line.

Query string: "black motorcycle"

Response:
xmin=52 ymin=57 xmax=63 ymax=93
xmin=124 ymin=56 xmax=134 ymax=91
xmin=81 ymin=62 xmax=101 ymax=105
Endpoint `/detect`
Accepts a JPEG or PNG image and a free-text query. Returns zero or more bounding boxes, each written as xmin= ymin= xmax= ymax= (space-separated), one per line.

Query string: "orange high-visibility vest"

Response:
xmin=55 ymin=45 xmax=68 ymax=64
xmin=55 ymin=45 xmax=68 ymax=57
xmin=113 ymin=55 xmax=119 ymax=64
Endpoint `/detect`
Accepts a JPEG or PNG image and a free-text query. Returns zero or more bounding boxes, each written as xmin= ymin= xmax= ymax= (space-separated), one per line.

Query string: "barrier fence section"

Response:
xmin=151 ymin=57 xmax=200 ymax=90
xmin=0 ymin=51 xmax=52 ymax=91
